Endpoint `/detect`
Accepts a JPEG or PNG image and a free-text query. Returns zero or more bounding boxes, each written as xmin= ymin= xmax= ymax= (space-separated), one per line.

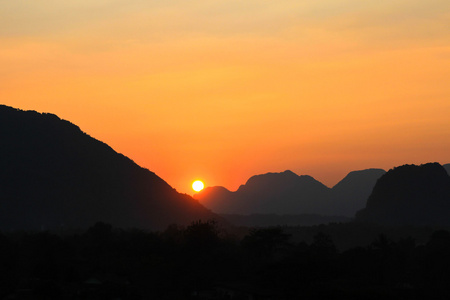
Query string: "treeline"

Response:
xmin=1 ymin=221 xmax=450 ymax=299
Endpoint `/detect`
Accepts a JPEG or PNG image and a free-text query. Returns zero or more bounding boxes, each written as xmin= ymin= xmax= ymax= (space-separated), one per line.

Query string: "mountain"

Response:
xmin=355 ymin=163 xmax=450 ymax=226
xmin=194 ymin=186 xmax=233 ymax=214
xmin=329 ymin=169 xmax=386 ymax=216
xmin=444 ymin=164 xmax=450 ymax=175
xmin=195 ymin=169 xmax=386 ymax=217
xmin=196 ymin=170 xmax=332 ymax=215
xmin=0 ymin=105 xmax=217 ymax=231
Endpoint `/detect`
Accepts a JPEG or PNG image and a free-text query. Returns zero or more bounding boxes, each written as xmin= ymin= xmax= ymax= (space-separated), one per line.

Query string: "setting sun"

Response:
xmin=192 ymin=180 xmax=204 ymax=192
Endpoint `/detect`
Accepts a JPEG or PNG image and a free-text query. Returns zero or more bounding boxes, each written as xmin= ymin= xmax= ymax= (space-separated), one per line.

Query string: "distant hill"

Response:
xmin=444 ymin=164 xmax=450 ymax=175
xmin=196 ymin=171 xmax=331 ymax=215
xmin=195 ymin=169 xmax=385 ymax=217
xmin=0 ymin=105 xmax=217 ymax=231
xmin=195 ymin=186 xmax=234 ymax=214
xmin=329 ymin=169 xmax=386 ymax=216
xmin=355 ymin=163 xmax=450 ymax=226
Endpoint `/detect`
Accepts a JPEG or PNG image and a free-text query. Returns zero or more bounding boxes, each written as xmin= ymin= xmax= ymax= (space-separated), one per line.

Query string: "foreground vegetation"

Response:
xmin=1 ymin=221 xmax=450 ymax=299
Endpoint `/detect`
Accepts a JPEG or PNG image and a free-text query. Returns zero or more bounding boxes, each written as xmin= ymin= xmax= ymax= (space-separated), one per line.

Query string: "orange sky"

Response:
xmin=1 ymin=1 xmax=449 ymax=194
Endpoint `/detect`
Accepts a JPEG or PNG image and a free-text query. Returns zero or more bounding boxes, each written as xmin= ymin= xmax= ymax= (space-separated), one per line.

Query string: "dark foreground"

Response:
xmin=1 ymin=221 xmax=450 ymax=300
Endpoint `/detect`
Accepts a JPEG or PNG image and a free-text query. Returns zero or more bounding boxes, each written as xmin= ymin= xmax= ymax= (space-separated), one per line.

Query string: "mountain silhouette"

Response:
xmin=329 ymin=169 xmax=386 ymax=216
xmin=196 ymin=170 xmax=331 ymax=215
xmin=194 ymin=186 xmax=234 ymax=214
xmin=444 ymin=163 xmax=450 ymax=175
xmin=355 ymin=163 xmax=450 ymax=226
xmin=0 ymin=105 xmax=217 ymax=231
xmin=195 ymin=169 xmax=386 ymax=217
xmin=236 ymin=171 xmax=332 ymax=214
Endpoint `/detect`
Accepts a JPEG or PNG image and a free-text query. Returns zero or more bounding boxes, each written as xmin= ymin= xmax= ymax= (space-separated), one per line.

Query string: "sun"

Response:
xmin=192 ymin=180 xmax=204 ymax=192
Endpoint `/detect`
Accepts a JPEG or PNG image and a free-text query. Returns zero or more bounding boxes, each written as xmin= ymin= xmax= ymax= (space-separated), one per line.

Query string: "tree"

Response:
xmin=184 ymin=220 xmax=219 ymax=251
xmin=242 ymin=227 xmax=291 ymax=260
xmin=310 ymin=232 xmax=337 ymax=258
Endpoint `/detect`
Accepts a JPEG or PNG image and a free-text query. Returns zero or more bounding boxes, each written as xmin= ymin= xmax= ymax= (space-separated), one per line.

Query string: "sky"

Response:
xmin=1 ymin=0 xmax=449 ymax=194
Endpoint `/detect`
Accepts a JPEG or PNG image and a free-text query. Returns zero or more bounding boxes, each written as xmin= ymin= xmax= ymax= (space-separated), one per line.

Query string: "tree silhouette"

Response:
xmin=184 ymin=219 xmax=220 ymax=252
xmin=310 ymin=232 xmax=337 ymax=258
xmin=242 ymin=227 xmax=291 ymax=261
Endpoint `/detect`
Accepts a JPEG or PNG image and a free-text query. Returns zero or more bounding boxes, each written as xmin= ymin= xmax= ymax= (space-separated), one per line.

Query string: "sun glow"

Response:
xmin=192 ymin=180 xmax=204 ymax=192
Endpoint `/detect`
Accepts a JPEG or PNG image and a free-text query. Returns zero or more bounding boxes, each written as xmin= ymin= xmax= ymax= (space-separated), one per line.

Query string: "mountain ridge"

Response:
xmin=444 ymin=163 xmax=450 ymax=175
xmin=329 ymin=168 xmax=386 ymax=216
xmin=0 ymin=105 xmax=217 ymax=231
xmin=355 ymin=163 xmax=450 ymax=226
xmin=195 ymin=168 xmax=386 ymax=216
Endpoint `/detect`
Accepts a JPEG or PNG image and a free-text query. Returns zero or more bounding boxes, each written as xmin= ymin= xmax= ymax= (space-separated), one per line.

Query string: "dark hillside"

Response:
xmin=0 ymin=105 xmax=216 ymax=230
xmin=330 ymin=168 xmax=386 ymax=216
xmin=196 ymin=169 xmax=386 ymax=217
xmin=356 ymin=163 xmax=450 ymax=226
xmin=196 ymin=170 xmax=331 ymax=215
xmin=444 ymin=163 xmax=450 ymax=175
xmin=193 ymin=186 xmax=233 ymax=214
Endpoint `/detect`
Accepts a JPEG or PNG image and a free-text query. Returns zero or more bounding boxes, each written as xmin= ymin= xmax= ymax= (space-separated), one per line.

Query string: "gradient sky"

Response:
xmin=2 ymin=0 xmax=449 ymax=194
